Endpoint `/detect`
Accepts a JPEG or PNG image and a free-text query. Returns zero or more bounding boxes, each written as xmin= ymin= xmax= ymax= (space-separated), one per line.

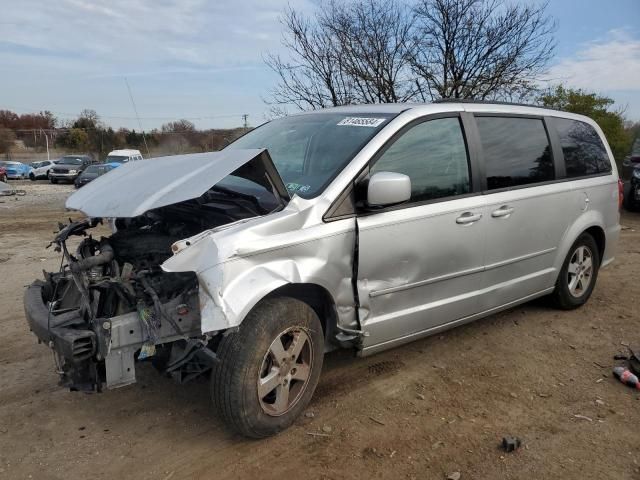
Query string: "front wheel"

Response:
xmin=50 ymin=178 xmax=58 ymax=184
xmin=29 ymin=173 xmax=36 ymax=181
xmin=550 ymin=233 xmax=600 ymax=310
xmin=211 ymin=297 xmax=324 ymax=438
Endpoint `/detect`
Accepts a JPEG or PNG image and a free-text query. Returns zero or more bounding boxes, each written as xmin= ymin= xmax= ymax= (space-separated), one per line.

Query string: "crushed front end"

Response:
xmin=24 ymin=217 xmax=215 ymax=391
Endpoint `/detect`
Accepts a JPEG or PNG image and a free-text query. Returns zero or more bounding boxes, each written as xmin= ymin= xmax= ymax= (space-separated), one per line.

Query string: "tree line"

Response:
xmin=0 ymin=109 xmax=248 ymax=159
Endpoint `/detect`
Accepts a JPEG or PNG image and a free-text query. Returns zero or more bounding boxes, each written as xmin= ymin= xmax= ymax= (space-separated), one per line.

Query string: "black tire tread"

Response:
xmin=551 ymin=233 xmax=600 ymax=310
xmin=211 ymin=297 xmax=324 ymax=438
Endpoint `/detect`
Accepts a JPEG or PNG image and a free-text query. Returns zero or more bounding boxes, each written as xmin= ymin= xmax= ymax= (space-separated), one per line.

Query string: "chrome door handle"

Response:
xmin=456 ymin=212 xmax=483 ymax=224
xmin=491 ymin=206 xmax=515 ymax=218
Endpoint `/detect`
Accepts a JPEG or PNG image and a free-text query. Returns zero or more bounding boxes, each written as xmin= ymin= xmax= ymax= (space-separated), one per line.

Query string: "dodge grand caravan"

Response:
xmin=24 ymin=101 xmax=621 ymax=437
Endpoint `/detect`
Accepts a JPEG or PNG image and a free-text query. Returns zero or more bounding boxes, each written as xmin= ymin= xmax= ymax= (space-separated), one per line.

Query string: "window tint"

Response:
xmin=548 ymin=117 xmax=611 ymax=177
xmin=370 ymin=117 xmax=470 ymax=203
xmin=477 ymin=117 xmax=553 ymax=190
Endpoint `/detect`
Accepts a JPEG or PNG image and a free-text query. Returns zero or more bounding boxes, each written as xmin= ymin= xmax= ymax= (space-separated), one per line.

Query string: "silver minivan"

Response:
xmin=24 ymin=102 xmax=621 ymax=437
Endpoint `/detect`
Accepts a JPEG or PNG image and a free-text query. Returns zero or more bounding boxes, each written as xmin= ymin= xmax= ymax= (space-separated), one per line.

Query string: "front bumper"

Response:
xmin=50 ymin=172 xmax=79 ymax=181
xmin=24 ymin=281 xmax=100 ymax=390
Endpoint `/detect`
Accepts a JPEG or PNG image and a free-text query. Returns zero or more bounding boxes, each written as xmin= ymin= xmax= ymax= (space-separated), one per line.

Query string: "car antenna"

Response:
xmin=124 ymin=77 xmax=151 ymax=159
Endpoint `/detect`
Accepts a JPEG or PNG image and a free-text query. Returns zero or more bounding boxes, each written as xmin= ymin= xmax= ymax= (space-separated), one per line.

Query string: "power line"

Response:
xmin=124 ymin=77 xmax=150 ymax=158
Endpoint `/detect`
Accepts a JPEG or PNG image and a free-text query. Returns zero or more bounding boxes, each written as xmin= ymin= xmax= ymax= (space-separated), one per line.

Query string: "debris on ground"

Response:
xmin=613 ymin=367 xmax=640 ymax=390
xmin=501 ymin=436 xmax=522 ymax=452
xmin=573 ymin=414 xmax=593 ymax=422
xmin=0 ymin=182 xmax=26 ymax=196
xmin=447 ymin=472 xmax=461 ymax=480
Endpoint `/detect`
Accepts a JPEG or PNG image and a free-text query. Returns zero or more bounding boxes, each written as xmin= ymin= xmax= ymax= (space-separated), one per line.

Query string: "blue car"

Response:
xmin=0 ymin=161 xmax=32 ymax=179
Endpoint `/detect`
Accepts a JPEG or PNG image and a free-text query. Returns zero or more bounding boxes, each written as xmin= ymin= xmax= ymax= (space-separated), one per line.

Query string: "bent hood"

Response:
xmin=65 ymin=149 xmax=289 ymax=218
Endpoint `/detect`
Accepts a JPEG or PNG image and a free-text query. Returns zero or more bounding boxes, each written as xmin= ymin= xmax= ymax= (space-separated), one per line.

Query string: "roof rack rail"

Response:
xmin=433 ymin=99 xmax=550 ymax=110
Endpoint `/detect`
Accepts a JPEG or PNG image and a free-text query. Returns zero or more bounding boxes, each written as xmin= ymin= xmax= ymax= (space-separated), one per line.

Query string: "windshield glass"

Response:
xmin=59 ymin=157 xmax=83 ymax=165
xmin=83 ymin=165 xmax=100 ymax=174
xmin=105 ymin=155 xmax=129 ymax=163
xmin=226 ymin=112 xmax=394 ymax=198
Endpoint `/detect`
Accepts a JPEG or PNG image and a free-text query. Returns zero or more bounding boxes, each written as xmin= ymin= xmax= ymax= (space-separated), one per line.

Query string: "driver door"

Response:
xmin=357 ymin=115 xmax=487 ymax=352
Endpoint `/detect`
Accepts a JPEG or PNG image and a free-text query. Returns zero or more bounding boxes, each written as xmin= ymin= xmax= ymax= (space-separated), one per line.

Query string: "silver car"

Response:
xmin=24 ymin=101 xmax=621 ymax=437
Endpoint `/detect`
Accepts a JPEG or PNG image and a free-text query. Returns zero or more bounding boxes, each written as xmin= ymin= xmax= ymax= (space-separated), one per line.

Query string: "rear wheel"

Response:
xmin=211 ymin=297 xmax=324 ymax=438
xmin=550 ymin=233 xmax=600 ymax=309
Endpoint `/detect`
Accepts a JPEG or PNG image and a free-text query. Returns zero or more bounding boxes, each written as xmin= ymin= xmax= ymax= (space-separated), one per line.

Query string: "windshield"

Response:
xmin=226 ymin=112 xmax=394 ymax=198
xmin=59 ymin=157 xmax=83 ymax=165
xmin=83 ymin=165 xmax=100 ymax=174
xmin=106 ymin=155 xmax=129 ymax=163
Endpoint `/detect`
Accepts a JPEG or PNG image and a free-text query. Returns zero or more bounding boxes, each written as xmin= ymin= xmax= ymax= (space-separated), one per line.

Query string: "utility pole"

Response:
xmin=39 ymin=129 xmax=50 ymax=162
xmin=242 ymin=114 xmax=249 ymax=129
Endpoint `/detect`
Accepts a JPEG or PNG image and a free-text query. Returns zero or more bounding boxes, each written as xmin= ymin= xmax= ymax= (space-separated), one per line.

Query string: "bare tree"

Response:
xmin=411 ymin=0 xmax=556 ymax=101
xmin=265 ymin=0 xmax=555 ymax=108
xmin=265 ymin=0 xmax=415 ymax=109
xmin=265 ymin=6 xmax=354 ymax=110
xmin=323 ymin=0 xmax=417 ymax=103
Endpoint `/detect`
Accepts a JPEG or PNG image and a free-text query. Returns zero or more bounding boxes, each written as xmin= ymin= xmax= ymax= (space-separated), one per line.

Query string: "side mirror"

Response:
xmin=367 ymin=171 xmax=411 ymax=207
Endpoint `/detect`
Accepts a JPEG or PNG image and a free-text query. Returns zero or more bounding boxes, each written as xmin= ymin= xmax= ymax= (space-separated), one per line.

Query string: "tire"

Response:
xmin=550 ymin=233 xmax=600 ymax=310
xmin=50 ymin=178 xmax=58 ymax=184
xmin=211 ymin=297 xmax=324 ymax=438
xmin=29 ymin=173 xmax=36 ymax=181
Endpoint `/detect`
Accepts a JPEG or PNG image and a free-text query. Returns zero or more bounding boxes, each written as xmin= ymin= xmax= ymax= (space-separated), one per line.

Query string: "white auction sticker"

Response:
xmin=337 ymin=117 xmax=386 ymax=127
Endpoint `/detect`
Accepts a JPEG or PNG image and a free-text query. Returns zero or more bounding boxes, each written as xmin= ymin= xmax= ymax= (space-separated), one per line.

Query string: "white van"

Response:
xmin=105 ymin=149 xmax=143 ymax=164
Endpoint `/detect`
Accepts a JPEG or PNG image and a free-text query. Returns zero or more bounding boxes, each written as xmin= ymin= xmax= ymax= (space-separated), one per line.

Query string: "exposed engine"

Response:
xmin=34 ymin=187 xmax=275 ymax=392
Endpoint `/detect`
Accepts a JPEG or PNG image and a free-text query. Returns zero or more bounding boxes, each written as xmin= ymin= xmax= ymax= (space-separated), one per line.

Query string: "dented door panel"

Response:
xmin=357 ymin=195 xmax=487 ymax=351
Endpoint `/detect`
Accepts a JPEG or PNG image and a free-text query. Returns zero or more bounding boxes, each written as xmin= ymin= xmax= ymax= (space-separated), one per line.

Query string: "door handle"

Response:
xmin=491 ymin=205 xmax=515 ymax=218
xmin=456 ymin=212 xmax=483 ymax=225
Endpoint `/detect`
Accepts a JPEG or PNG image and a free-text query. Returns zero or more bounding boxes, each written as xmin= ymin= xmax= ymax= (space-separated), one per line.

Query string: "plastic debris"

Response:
xmin=501 ymin=436 xmax=522 ymax=452
xmin=613 ymin=366 xmax=640 ymax=390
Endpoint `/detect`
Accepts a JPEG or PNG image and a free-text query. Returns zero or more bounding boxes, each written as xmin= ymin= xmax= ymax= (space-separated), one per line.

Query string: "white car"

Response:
xmin=29 ymin=160 xmax=56 ymax=180
xmin=104 ymin=149 xmax=143 ymax=165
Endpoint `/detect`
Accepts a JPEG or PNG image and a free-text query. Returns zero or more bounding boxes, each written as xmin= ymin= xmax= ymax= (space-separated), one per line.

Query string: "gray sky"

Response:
xmin=1 ymin=0 xmax=639 ymax=130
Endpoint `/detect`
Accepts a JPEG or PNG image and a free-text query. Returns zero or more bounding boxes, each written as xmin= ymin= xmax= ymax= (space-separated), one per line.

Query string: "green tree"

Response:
xmin=55 ymin=128 xmax=90 ymax=151
xmin=539 ymin=85 xmax=633 ymax=165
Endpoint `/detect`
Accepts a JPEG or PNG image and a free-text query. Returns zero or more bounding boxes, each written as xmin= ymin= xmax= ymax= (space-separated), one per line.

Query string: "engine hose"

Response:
xmin=70 ymin=243 xmax=114 ymax=273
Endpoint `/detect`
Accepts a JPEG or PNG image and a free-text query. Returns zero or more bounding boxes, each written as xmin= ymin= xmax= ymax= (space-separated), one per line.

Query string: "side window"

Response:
xmin=476 ymin=116 xmax=554 ymax=190
xmin=548 ymin=117 xmax=611 ymax=177
xmin=370 ymin=117 xmax=470 ymax=203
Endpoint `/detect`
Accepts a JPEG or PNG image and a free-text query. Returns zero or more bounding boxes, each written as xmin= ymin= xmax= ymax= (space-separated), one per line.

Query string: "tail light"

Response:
xmin=618 ymin=179 xmax=624 ymax=210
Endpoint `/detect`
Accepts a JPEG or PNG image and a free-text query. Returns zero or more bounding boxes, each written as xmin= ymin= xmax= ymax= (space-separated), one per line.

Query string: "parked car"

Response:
xmin=624 ymin=164 xmax=640 ymax=211
xmin=24 ymin=102 xmax=621 ymax=438
xmin=74 ymin=163 xmax=116 ymax=188
xmin=104 ymin=149 xmax=143 ymax=165
xmin=621 ymin=154 xmax=640 ymax=180
xmin=0 ymin=165 xmax=6 ymax=182
xmin=29 ymin=159 xmax=57 ymax=180
xmin=49 ymin=155 xmax=93 ymax=184
xmin=0 ymin=160 xmax=31 ymax=179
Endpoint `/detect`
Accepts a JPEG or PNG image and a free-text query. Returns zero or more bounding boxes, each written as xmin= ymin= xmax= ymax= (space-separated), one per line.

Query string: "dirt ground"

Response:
xmin=0 ymin=180 xmax=638 ymax=480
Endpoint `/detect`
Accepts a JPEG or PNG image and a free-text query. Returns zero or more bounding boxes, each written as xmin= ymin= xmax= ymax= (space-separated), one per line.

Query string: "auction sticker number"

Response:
xmin=337 ymin=117 xmax=386 ymax=127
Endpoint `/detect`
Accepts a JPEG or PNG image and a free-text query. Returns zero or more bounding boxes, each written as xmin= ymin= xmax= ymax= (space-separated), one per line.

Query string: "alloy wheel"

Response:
xmin=567 ymin=245 xmax=593 ymax=298
xmin=257 ymin=327 xmax=313 ymax=416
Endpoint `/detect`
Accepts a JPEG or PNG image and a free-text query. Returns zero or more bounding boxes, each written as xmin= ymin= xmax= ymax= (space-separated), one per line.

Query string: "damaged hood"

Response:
xmin=65 ymin=149 xmax=289 ymax=218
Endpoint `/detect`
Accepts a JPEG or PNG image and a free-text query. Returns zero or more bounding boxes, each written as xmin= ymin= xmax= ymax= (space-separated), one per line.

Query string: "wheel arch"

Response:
xmin=554 ymin=211 xmax=606 ymax=278
xmin=262 ymin=283 xmax=338 ymax=339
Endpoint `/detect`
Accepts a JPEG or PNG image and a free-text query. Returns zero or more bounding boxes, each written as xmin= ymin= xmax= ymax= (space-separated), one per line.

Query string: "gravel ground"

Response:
xmin=0 ymin=180 xmax=639 ymax=480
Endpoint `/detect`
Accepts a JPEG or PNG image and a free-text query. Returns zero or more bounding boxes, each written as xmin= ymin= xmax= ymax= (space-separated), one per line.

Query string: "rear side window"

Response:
xmin=370 ymin=117 xmax=470 ymax=203
xmin=476 ymin=116 xmax=554 ymax=190
xmin=548 ymin=117 xmax=611 ymax=177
